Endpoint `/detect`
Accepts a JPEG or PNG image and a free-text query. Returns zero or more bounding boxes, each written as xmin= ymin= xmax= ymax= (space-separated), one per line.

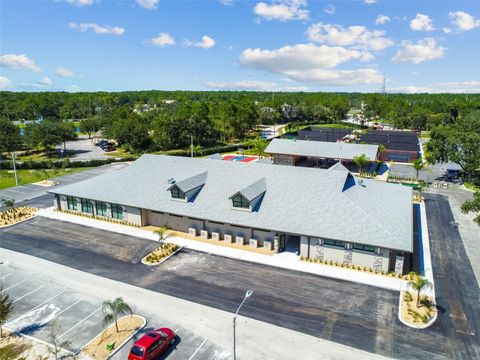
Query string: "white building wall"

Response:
xmin=124 ymin=206 xmax=142 ymax=225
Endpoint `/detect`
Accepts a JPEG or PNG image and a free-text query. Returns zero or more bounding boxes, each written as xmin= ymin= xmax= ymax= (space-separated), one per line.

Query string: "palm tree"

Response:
xmin=408 ymin=274 xmax=432 ymax=308
xmin=102 ymin=297 xmax=132 ymax=333
xmin=246 ymin=135 xmax=268 ymax=158
xmin=154 ymin=226 xmax=169 ymax=244
xmin=412 ymin=159 xmax=425 ymax=181
xmin=353 ymin=154 xmax=368 ymax=175
xmin=1 ymin=198 xmax=15 ymax=210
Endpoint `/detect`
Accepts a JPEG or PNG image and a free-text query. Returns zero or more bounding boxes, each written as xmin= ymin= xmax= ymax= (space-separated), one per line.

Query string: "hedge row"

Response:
xmin=0 ymin=157 xmax=137 ymax=170
xmin=0 ymin=143 xmax=244 ymax=169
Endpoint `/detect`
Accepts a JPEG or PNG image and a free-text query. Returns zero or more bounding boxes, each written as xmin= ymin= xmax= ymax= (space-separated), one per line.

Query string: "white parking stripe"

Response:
xmin=13 ymin=286 xmax=44 ymax=303
xmin=188 ymin=338 xmax=207 ymax=360
xmin=58 ymin=306 xmax=102 ymax=339
xmin=0 ymin=273 xmax=11 ymax=280
xmin=53 ymin=298 xmax=83 ymax=319
xmin=0 ymin=279 xmax=26 ymax=292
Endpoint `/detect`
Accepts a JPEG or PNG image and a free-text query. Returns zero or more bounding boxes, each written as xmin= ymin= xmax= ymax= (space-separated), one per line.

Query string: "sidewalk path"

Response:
xmin=38 ymin=208 xmax=406 ymax=292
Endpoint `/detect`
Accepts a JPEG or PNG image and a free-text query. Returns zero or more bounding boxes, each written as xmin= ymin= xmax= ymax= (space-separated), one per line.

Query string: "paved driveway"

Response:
xmin=0 ymin=217 xmax=460 ymax=359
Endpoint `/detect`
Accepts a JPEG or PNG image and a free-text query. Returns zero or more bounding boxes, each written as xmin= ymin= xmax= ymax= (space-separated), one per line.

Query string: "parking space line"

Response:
xmin=54 ymin=298 xmax=83 ymax=319
xmin=19 ymin=332 xmax=74 ymax=355
xmin=31 ymin=290 xmax=65 ymax=311
xmin=0 ymin=273 xmax=11 ymax=280
xmin=13 ymin=285 xmax=44 ymax=303
xmin=58 ymin=306 xmax=102 ymax=339
xmin=188 ymin=338 xmax=207 ymax=360
xmin=0 ymin=279 xmax=26 ymax=292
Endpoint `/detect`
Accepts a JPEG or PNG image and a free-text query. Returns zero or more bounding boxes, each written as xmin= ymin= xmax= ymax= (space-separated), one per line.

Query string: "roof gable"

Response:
xmin=230 ymin=178 xmax=266 ymax=202
xmin=167 ymin=171 xmax=207 ymax=193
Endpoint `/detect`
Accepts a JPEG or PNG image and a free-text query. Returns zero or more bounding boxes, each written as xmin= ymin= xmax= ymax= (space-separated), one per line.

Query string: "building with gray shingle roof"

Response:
xmin=49 ymin=154 xmax=413 ymax=274
xmin=265 ymin=138 xmax=378 ymax=166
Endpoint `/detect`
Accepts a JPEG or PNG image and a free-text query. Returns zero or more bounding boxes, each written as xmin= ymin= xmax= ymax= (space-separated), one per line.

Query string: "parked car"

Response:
xmin=446 ymin=169 xmax=461 ymax=179
xmin=128 ymin=328 xmax=176 ymax=360
xmin=103 ymin=145 xmax=116 ymax=152
xmin=95 ymin=140 xmax=109 ymax=147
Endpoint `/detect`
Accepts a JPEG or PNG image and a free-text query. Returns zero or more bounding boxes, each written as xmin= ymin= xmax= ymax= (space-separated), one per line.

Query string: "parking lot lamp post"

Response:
xmin=233 ymin=289 xmax=253 ymax=360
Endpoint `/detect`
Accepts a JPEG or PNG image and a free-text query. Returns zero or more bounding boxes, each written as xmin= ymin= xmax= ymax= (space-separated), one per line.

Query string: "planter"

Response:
xmin=141 ymin=243 xmax=182 ymax=266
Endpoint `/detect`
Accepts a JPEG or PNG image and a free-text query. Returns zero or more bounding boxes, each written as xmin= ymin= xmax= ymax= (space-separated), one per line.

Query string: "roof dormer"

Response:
xmin=167 ymin=171 xmax=207 ymax=202
xmin=229 ymin=178 xmax=266 ymax=212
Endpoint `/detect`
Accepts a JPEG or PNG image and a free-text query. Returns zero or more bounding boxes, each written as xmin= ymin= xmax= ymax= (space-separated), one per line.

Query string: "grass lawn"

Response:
xmin=0 ymin=167 xmax=94 ymax=190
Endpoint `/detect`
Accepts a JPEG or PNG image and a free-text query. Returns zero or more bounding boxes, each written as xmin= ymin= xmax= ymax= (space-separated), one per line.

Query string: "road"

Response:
xmin=56 ymin=135 xmax=109 ymax=160
xmin=1 ymin=216 xmax=471 ymax=359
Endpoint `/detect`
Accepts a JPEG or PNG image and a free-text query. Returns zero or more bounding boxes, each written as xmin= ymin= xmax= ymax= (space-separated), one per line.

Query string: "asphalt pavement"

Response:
xmin=1 ymin=216 xmax=470 ymax=359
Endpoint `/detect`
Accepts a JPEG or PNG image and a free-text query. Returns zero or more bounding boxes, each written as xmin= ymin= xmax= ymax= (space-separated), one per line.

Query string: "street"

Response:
xmin=2 ymin=214 xmax=475 ymax=359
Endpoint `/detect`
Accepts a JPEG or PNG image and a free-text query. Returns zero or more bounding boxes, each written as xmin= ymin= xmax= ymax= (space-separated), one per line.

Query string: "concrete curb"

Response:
xmin=79 ymin=314 xmax=146 ymax=359
xmin=140 ymin=245 xmax=183 ymax=266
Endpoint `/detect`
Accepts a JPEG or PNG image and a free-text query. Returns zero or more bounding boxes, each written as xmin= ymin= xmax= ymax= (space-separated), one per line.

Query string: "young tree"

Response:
xmin=353 ymin=154 xmax=368 ymax=175
xmin=154 ymin=226 xmax=169 ymax=244
xmin=46 ymin=320 xmax=71 ymax=360
xmin=0 ymin=118 xmax=21 ymax=154
xmin=80 ymin=116 xmax=103 ymax=138
xmin=408 ymin=274 xmax=433 ymax=308
xmin=102 ymin=297 xmax=132 ymax=333
xmin=412 ymin=159 xmax=426 ymax=181
xmin=0 ymin=287 xmax=14 ymax=338
xmin=461 ymin=191 xmax=480 ymax=226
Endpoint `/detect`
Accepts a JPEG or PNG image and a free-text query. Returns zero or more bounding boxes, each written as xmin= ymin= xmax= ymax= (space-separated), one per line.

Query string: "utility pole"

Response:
xmin=381 ymin=73 xmax=386 ymax=95
xmin=12 ymin=152 xmax=19 ymax=186
xmin=190 ymin=136 xmax=194 ymax=158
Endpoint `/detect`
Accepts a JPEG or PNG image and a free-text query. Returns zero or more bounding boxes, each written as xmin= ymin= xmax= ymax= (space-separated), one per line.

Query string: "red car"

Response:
xmin=128 ymin=328 xmax=176 ymax=360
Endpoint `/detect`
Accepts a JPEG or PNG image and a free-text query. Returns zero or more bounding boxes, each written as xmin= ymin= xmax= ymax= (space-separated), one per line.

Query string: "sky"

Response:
xmin=0 ymin=0 xmax=479 ymax=93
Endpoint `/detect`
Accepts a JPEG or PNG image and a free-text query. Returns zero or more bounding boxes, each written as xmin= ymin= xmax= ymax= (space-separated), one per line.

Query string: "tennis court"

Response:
xmin=222 ymin=155 xmax=257 ymax=162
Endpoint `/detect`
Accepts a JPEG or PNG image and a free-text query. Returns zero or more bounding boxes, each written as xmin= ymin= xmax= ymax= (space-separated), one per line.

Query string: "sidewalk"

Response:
xmin=37 ymin=207 xmax=407 ymax=292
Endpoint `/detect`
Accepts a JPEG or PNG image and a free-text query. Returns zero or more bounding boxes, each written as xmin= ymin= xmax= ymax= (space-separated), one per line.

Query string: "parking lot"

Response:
xmin=0 ymin=261 xmax=227 ymax=359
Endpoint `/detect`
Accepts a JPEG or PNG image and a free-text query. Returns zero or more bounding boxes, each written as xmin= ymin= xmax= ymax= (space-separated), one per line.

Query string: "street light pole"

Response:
xmin=233 ymin=289 xmax=253 ymax=360
xmin=12 ymin=152 xmax=18 ymax=186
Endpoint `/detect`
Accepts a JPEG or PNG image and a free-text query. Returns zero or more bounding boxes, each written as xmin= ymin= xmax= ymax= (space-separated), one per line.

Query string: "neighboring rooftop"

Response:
xmin=265 ymin=138 xmax=379 ymax=161
xmin=50 ymin=154 xmax=412 ymax=252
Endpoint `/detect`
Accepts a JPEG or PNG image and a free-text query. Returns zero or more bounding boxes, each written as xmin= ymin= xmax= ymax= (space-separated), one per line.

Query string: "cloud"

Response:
xmin=364 ymin=0 xmax=377 ymax=4
xmin=206 ymin=80 xmax=279 ymax=91
xmin=206 ymin=80 xmax=309 ymax=91
xmin=0 ymin=54 xmax=41 ymax=72
xmin=410 ymin=13 xmax=435 ymax=31
xmin=220 ymin=0 xmax=234 ymax=5
xmin=389 ymin=81 xmax=480 ymax=94
xmin=239 ymin=43 xmax=383 ymax=86
xmin=375 ymin=15 xmax=390 ymax=25
xmin=392 ymin=38 xmax=446 ymax=64
xmin=136 ymin=0 xmax=160 ymax=10
xmin=65 ymin=0 xmax=95 ymax=6
xmin=0 ymin=76 xmax=12 ymax=90
xmin=68 ymin=22 xmax=125 ymax=35
xmin=443 ymin=27 xmax=452 ymax=34
xmin=55 ymin=67 xmax=76 ymax=78
xmin=323 ymin=4 xmax=335 ymax=15
xmin=449 ymin=11 xmax=480 ymax=31
xmin=146 ymin=33 xmax=175 ymax=46
xmin=307 ymin=23 xmax=393 ymax=51
xmin=192 ymin=35 xmax=216 ymax=49
xmin=36 ymin=76 xmax=53 ymax=86
xmin=253 ymin=0 xmax=309 ymax=21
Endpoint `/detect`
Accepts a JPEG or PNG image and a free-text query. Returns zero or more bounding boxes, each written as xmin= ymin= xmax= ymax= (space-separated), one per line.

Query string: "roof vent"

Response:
xmin=358 ymin=179 xmax=364 ymax=187
xmin=167 ymin=178 xmax=176 ymax=184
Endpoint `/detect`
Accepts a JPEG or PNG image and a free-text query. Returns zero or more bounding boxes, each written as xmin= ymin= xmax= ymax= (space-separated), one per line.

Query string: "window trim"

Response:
xmin=111 ymin=203 xmax=123 ymax=220
xmin=170 ymin=186 xmax=186 ymax=200
xmin=352 ymin=243 xmax=376 ymax=253
xmin=67 ymin=196 xmax=77 ymax=210
xmin=95 ymin=201 xmax=108 ymax=217
xmin=324 ymin=239 xmax=345 ymax=248
xmin=80 ymin=199 xmax=93 ymax=214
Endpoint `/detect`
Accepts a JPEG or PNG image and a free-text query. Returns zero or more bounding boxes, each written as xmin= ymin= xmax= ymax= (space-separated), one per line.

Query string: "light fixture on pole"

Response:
xmin=233 ymin=289 xmax=253 ymax=360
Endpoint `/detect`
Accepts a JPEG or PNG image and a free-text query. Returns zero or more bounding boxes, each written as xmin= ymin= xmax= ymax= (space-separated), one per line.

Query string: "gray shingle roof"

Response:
xmin=49 ymin=154 xmax=412 ymax=252
xmin=231 ymin=178 xmax=266 ymax=202
xmin=265 ymin=138 xmax=378 ymax=161
xmin=168 ymin=171 xmax=208 ymax=193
